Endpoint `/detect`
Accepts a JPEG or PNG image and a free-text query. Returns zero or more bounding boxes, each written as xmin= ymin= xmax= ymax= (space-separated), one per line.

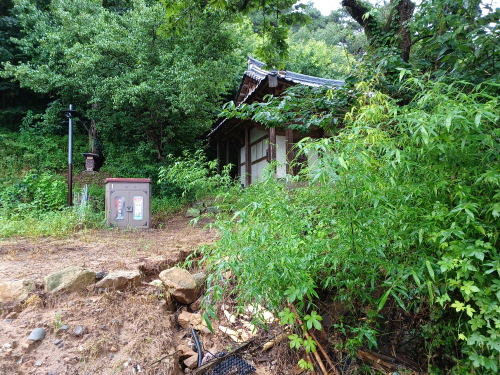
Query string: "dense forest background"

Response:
xmin=1 ymin=0 xmax=500 ymax=373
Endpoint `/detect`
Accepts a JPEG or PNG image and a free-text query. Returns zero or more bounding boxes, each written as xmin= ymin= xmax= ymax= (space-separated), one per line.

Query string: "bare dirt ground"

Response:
xmin=0 ymin=215 xmax=282 ymax=375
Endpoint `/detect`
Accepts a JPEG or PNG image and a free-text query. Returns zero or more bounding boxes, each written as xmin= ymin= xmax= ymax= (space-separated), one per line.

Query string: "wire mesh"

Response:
xmin=205 ymin=355 xmax=256 ymax=375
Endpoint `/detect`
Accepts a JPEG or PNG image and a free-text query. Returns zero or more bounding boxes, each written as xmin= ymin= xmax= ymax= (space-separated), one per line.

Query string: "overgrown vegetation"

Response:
xmin=2 ymin=0 xmax=500 ymax=373
xmin=202 ymin=77 xmax=500 ymax=372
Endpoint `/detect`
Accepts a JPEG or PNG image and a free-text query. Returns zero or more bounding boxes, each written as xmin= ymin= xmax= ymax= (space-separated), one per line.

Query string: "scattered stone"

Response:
xmin=206 ymin=206 xmax=220 ymax=214
xmin=110 ymin=354 xmax=115 ymax=359
xmin=100 ymin=325 xmax=107 ymax=330
xmin=47 ymin=371 xmax=59 ymax=375
xmin=5 ymin=319 xmax=13 ymax=324
xmin=94 ymin=270 xmax=142 ymax=290
xmin=44 ymin=266 xmax=95 ymax=293
xmin=73 ymin=325 xmax=84 ymax=336
xmin=95 ymin=271 xmax=107 ymax=280
xmin=184 ymin=354 xmax=199 ymax=369
xmin=192 ymin=202 xmax=205 ymax=212
xmin=0 ymin=279 xmax=35 ymax=302
xmin=176 ymin=344 xmax=196 ymax=360
xmin=57 ymin=342 xmax=64 ymax=349
xmin=17 ymin=358 xmax=22 ymax=364
xmin=28 ymin=328 xmax=46 ymax=341
xmin=177 ymin=311 xmax=192 ymax=329
xmin=110 ymin=346 xmax=118 ymax=352
xmin=189 ymin=296 xmax=203 ymax=312
xmin=34 ymin=360 xmax=42 ymax=366
xmin=149 ymin=279 xmax=163 ymax=288
xmin=159 ymin=267 xmax=200 ymax=304
xmin=192 ymin=272 xmax=207 ymax=287
xmin=177 ymin=311 xmax=207 ymax=331
xmin=185 ymin=208 xmax=201 ymax=218
xmin=53 ymin=339 xmax=62 ymax=345
xmin=60 ymin=325 xmax=69 ymax=332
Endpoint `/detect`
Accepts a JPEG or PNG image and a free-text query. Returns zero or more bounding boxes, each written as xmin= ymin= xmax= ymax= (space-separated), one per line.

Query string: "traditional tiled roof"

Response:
xmin=207 ymin=57 xmax=345 ymax=138
xmin=246 ymin=57 xmax=345 ymax=87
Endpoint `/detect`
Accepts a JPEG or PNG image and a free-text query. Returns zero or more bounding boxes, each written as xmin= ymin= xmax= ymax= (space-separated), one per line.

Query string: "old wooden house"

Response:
xmin=207 ymin=57 xmax=344 ymax=187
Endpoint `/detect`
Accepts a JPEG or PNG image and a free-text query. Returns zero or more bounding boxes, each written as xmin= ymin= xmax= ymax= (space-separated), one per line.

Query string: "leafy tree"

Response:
xmin=2 ymin=0 xmax=249 ymax=165
xmin=287 ymin=39 xmax=352 ymax=79
xmin=341 ymin=0 xmax=500 ymax=84
xmin=161 ymin=0 xmax=309 ymax=68
xmin=0 ymin=0 xmax=50 ymax=130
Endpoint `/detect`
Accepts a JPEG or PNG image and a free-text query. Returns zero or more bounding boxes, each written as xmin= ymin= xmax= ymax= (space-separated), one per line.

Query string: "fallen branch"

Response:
xmin=148 ymin=350 xmax=182 ymax=367
xmin=261 ymin=331 xmax=289 ymax=352
xmin=357 ymin=349 xmax=395 ymax=371
xmin=290 ymin=305 xmax=340 ymax=375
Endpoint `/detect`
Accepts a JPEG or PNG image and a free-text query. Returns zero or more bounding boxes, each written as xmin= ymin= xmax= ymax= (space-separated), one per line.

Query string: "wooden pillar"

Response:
xmin=245 ymin=127 xmax=251 ymax=187
xmin=269 ymin=127 xmax=276 ymax=162
xmin=285 ymin=128 xmax=293 ymax=175
xmin=226 ymin=140 xmax=230 ymax=166
xmin=216 ymin=140 xmax=221 ymax=174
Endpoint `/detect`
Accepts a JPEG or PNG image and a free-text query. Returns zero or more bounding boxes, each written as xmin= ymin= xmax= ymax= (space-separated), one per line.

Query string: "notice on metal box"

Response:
xmin=133 ymin=196 xmax=143 ymax=220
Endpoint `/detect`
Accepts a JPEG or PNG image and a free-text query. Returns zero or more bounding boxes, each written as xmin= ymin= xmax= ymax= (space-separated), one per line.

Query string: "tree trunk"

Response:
xmin=342 ymin=0 xmax=415 ymax=63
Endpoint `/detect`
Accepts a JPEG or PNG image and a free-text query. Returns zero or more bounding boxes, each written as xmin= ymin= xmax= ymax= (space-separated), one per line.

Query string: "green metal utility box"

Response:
xmin=105 ymin=178 xmax=151 ymax=228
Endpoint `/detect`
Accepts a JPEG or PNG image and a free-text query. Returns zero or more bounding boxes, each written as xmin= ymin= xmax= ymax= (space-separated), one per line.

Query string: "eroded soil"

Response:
xmin=0 ymin=215 xmax=281 ymax=375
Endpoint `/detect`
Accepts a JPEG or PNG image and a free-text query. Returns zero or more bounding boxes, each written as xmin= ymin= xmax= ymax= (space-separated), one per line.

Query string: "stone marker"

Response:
xmin=44 ymin=266 xmax=95 ymax=293
xmin=159 ymin=267 xmax=199 ymax=304
xmin=0 ymin=279 xmax=35 ymax=302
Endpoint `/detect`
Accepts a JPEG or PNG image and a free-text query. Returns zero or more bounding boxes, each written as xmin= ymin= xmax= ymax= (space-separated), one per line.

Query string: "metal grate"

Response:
xmin=205 ymin=355 xmax=256 ymax=375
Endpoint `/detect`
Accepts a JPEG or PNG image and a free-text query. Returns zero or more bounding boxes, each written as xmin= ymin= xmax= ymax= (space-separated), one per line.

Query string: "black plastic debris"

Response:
xmin=205 ymin=355 xmax=256 ymax=375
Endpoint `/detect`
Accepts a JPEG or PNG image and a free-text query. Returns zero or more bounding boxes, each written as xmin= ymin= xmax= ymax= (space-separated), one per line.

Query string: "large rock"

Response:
xmin=45 ymin=266 xmax=95 ymax=293
xmin=0 ymin=279 xmax=35 ymax=302
xmin=159 ymin=267 xmax=199 ymax=304
xmin=95 ymin=270 xmax=142 ymax=290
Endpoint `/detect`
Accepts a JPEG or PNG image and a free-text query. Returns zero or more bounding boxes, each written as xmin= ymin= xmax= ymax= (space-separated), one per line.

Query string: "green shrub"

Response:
xmin=203 ymin=78 xmax=500 ymax=373
xmin=0 ymin=170 xmax=67 ymax=215
xmin=157 ymin=150 xmax=236 ymax=203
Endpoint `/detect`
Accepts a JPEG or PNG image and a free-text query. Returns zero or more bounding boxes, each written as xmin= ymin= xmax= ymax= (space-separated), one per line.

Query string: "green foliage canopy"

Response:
xmin=2 ymin=0 xmax=249 ymax=161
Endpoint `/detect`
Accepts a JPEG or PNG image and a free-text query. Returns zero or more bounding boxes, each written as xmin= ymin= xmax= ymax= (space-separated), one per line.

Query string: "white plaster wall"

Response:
xmin=240 ymin=146 xmax=246 ymax=164
xmin=308 ymin=149 xmax=319 ymax=169
xmin=252 ymin=160 xmax=268 ymax=183
xmin=240 ymin=164 xmax=246 ymax=186
xmin=250 ymin=128 xmax=267 ymax=143
xmin=276 ymin=135 xmax=287 ymax=178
